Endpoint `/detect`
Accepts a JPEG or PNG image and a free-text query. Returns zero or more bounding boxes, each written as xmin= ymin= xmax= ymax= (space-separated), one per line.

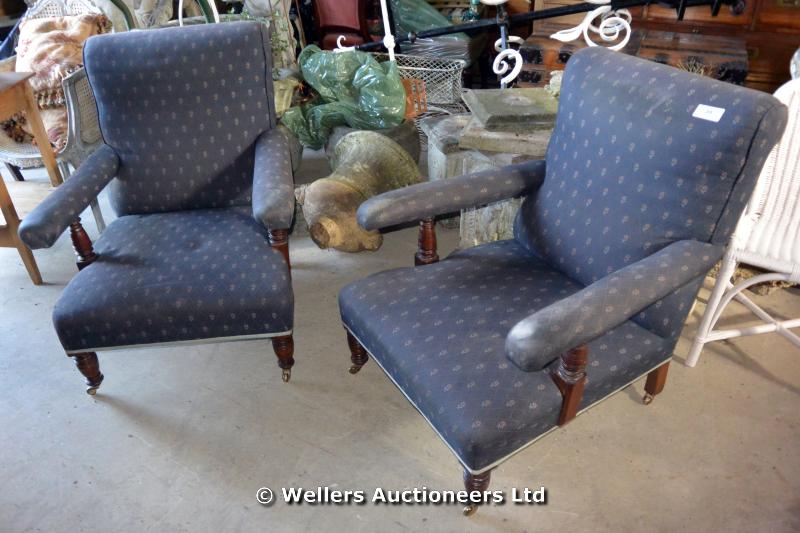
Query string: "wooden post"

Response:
xmin=70 ymin=352 xmax=103 ymax=395
xmin=345 ymin=329 xmax=369 ymax=374
xmin=643 ymin=362 xmax=670 ymax=405
xmin=462 ymin=469 xmax=492 ymax=516
xmin=0 ymin=174 xmax=42 ymax=284
xmin=268 ymin=228 xmax=291 ymax=274
xmin=414 ymin=217 xmax=439 ymax=266
xmin=550 ymin=344 xmax=588 ymax=425
xmin=271 ymin=334 xmax=295 ymax=383
xmin=22 ymin=81 xmax=62 ymax=187
xmin=69 ymin=217 xmax=97 ymax=270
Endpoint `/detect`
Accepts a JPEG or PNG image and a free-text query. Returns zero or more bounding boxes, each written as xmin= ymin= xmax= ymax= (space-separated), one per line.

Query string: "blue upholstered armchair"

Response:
xmin=18 ymin=22 xmax=297 ymax=392
xmin=338 ymin=48 xmax=787 ymax=515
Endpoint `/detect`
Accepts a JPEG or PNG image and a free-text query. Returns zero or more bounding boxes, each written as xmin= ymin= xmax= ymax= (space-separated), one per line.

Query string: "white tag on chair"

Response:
xmin=692 ymin=104 xmax=726 ymax=123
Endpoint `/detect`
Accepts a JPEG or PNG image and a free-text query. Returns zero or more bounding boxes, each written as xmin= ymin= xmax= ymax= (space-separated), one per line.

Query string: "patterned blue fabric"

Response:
xmin=33 ymin=23 xmax=296 ymax=354
xmin=357 ymin=160 xmax=546 ymax=230
xmin=84 ymin=21 xmax=276 ymax=216
xmin=506 ymin=239 xmax=722 ymax=371
xmin=54 ymin=207 xmax=292 ymax=352
xmin=339 ymin=48 xmax=787 ymax=473
xmin=515 ymin=47 xmax=787 ymax=340
xmin=19 ymin=145 xmax=119 ymax=249
xmin=340 ymin=240 xmax=671 ymax=472
xmin=710 ymin=102 xmax=789 ymax=245
xmin=253 ymin=128 xmax=295 ymax=229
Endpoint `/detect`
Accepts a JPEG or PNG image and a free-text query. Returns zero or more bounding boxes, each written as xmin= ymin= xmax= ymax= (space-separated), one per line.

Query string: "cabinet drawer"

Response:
xmin=755 ymin=0 xmax=800 ymax=31
xmin=745 ymin=34 xmax=800 ymax=88
xmin=642 ymin=2 xmax=755 ymax=27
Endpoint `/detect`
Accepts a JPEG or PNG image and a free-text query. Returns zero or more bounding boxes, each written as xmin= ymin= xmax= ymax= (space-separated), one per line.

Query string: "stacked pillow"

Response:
xmin=1 ymin=13 xmax=111 ymax=152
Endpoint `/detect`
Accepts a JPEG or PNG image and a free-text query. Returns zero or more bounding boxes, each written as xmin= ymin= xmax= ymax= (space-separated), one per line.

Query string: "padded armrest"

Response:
xmin=505 ymin=240 xmax=724 ymax=372
xmin=252 ymin=128 xmax=295 ymax=230
xmin=19 ymin=144 xmax=119 ymax=249
xmin=356 ymin=159 xmax=546 ymax=231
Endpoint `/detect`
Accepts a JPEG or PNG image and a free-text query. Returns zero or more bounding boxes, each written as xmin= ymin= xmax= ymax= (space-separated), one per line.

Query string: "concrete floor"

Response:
xmin=1 ymin=154 xmax=799 ymax=532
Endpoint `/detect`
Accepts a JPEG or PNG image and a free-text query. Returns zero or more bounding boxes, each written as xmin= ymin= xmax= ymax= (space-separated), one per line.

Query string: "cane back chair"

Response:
xmin=0 ymin=0 xmax=136 ymax=231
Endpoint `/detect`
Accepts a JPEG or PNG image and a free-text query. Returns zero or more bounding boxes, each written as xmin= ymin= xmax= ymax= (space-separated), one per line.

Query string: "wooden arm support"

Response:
xmin=414 ymin=217 xmax=439 ymax=266
xmin=69 ymin=217 xmax=97 ymax=270
xmin=550 ymin=344 xmax=588 ymax=425
xmin=268 ymin=228 xmax=291 ymax=274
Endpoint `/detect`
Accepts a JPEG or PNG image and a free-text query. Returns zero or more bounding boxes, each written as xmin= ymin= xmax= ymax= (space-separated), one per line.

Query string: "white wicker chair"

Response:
xmin=686 ymin=78 xmax=800 ymax=367
xmin=0 ymin=0 xmax=135 ymax=231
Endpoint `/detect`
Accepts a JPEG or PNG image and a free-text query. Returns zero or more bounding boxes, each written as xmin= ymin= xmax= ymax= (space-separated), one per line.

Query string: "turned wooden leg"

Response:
xmin=550 ymin=344 xmax=588 ymax=425
xmin=272 ymin=334 xmax=294 ymax=383
xmin=69 ymin=218 xmax=97 ymax=270
xmin=414 ymin=217 xmax=439 ymax=266
xmin=462 ymin=469 xmax=492 ymax=517
xmin=345 ymin=329 xmax=368 ymax=374
xmin=268 ymin=228 xmax=291 ymax=275
xmin=70 ymin=352 xmax=103 ymax=395
xmin=643 ymin=362 xmax=670 ymax=405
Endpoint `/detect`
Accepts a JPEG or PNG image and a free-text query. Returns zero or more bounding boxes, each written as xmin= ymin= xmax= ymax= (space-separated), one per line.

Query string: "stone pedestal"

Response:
xmin=420 ymin=113 xmax=553 ymax=248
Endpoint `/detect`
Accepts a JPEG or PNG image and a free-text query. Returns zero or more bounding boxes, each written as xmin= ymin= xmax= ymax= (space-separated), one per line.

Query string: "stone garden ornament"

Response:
xmin=297 ymin=131 xmax=422 ymax=252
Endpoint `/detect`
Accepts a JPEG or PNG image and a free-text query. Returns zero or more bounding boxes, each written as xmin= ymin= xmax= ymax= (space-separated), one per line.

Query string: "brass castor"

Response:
xmin=86 ymin=385 xmax=99 ymax=396
xmin=282 ymin=368 xmax=291 ymax=383
xmin=643 ymin=392 xmax=654 ymax=405
xmin=349 ymin=364 xmax=363 ymax=375
xmin=463 ymin=505 xmax=478 ymax=517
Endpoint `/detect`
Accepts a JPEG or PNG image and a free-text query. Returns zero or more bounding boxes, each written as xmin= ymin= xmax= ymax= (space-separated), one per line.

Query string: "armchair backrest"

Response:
xmin=84 ymin=21 xmax=276 ymax=215
xmin=515 ymin=47 xmax=787 ymax=338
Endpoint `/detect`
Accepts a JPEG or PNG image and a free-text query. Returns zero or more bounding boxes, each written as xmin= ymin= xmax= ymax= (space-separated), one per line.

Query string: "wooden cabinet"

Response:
xmin=530 ymin=0 xmax=800 ymax=92
xmin=519 ymin=23 xmax=749 ymax=87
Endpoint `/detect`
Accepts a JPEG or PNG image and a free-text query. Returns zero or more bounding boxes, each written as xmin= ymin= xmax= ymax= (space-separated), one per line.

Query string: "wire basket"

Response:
xmin=372 ymin=53 xmax=466 ymax=106
xmin=373 ymin=53 xmax=468 ymax=150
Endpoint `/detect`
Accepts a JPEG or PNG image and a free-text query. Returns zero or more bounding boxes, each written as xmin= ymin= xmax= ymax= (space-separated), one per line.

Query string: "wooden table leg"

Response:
xmin=21 ymin=83 xmax=62 ymax=186
xmin=0 ymin=178 xmax=42 ymax=285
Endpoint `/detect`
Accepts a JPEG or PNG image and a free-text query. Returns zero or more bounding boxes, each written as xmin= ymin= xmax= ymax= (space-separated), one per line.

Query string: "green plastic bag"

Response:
xmin=390 ymin=0 xmax=475 ymax=64
xmin=281 ymin=46 xmax=406 ymax=149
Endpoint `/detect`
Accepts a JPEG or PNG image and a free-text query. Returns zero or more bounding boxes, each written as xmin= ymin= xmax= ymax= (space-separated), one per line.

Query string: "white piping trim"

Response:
xmin=64 ymin=330 xmax=293 ymax=354
xmin=345 ymin=325 xmax=671 ymax=475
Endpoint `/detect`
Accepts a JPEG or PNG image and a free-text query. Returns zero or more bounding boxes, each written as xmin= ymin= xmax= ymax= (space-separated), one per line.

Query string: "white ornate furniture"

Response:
xmin=686 ymin=79 xmax=800 ymax=367
xmin=0 ymin=0 xmax=135 ymax=231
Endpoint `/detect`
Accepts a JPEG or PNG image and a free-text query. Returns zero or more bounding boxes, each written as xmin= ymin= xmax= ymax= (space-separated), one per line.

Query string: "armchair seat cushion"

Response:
xmin=339 ymin=240 xmax=671 ymax=472
xmin=53 ymin=207 xmax=293 ymax=352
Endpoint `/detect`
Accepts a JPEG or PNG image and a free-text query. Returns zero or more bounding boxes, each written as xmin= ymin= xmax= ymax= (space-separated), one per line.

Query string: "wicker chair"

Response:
xmin=686 ymin=78 xmax=800 ymax=367
xmin=0 ymin=0 xmax=135 ymax=231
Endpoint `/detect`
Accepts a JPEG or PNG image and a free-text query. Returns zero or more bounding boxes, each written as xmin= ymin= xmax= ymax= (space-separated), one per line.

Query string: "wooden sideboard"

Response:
xmin=518 ymin=23 xmax=750 ymax=87
xmin=531 ymin=0 xmax=800 ymax=92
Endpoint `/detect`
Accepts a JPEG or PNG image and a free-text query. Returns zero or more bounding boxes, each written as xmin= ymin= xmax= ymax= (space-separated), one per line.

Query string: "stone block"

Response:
xmin=462 ymin=88 xmax=558 ymax=132
xmin=458 ymin=116 xmax=551 ymax=157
